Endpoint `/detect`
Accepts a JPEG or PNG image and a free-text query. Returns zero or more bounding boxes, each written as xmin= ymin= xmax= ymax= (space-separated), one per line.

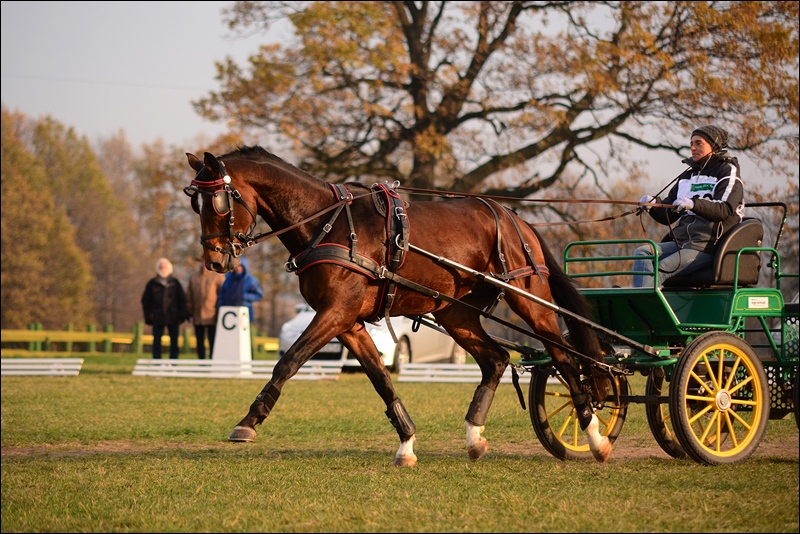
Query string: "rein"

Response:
xmin=396 ymin=186 xmax=674 ymax=227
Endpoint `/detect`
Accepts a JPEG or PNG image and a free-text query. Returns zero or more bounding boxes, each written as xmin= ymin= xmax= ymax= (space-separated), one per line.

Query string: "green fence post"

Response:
xmin=103 ymin=324 xmax=113 ymax=353
xmin=87 ymin=324 xmax=96 ymax=353
xmin=28 ymin=323 xmax=42 ymax=352
xmin=65 ymin=322 xmax=74 ymax=352
xmin=133 ymin=322 xmax=143 ymax=354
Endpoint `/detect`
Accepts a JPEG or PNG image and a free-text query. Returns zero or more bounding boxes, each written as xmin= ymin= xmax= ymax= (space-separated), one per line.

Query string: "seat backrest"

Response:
xmin=662 ymin=218 xmax=763 ymax=288
xmin=711 ymin=218 xmax=763 ymax=286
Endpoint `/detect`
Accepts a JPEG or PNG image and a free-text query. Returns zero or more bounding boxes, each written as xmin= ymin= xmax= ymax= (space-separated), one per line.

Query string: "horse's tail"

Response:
xmin=532 ymin=227 xmax=610 ymax=403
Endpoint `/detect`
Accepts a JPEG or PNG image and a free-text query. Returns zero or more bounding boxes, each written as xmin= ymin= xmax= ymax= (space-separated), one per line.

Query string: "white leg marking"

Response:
xmin=466 ymin=421 xmax=488 ymax=460
xmin=393 ymin=435 xmax=417 ymax=467
xmin=585 ymin=413 xmax=612 ymax=462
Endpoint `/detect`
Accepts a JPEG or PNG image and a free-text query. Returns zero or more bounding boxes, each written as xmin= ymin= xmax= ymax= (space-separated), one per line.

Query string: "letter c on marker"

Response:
xmin=222 ymin=310 xmax=237 ymax=330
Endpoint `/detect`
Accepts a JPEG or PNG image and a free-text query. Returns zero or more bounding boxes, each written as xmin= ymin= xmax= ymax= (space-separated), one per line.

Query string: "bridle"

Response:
xmin=183 ymin=159 xmax=259 ymax=258
xmin=184 ymin=157 xmax=372 ymax=260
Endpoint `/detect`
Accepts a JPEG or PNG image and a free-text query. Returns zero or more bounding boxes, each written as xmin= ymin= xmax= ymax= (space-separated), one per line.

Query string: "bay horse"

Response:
xmin=185 ymin=146 xmax=613 ymax=465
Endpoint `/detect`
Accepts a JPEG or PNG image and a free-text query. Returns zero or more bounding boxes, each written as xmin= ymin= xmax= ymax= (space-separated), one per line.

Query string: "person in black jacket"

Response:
xmin=141 ymin=257 xmax=188 ymax=359
xmin=633 ymin=125 xmax=745 ymax=287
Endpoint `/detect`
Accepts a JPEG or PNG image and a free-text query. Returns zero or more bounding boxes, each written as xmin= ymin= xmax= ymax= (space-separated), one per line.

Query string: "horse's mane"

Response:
xmin=222 ymin=145 xmax=321 ymax=183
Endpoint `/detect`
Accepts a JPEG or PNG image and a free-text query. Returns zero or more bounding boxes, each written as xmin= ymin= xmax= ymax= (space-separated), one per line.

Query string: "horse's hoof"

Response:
xmin=393 ymin=454 xmax=417 ymax=467
xmin=228 ymin=425 xmax=257 ymax=442
xmin=467 ymin=439 xmax=488 ymax=461
xmin=591 ymin=437 xmax=612 ymax=463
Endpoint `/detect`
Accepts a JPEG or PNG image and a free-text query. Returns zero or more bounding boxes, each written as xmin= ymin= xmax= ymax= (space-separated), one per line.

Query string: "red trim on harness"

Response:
xmin=505 ymin=265 xmax=550 ymax=280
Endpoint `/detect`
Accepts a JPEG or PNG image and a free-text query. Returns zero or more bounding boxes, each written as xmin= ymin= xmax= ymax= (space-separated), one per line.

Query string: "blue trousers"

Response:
xmin=152 ymin=323 xmax=180 ymax=359
xmin=632 ymin=241 xmax=714 ymax=287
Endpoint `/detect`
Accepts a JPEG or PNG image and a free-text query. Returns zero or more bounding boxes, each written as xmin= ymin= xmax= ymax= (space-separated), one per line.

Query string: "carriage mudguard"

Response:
xmin=465 ymin=385 xmax=495 ymax=427
xmin=385 ymin=398 xmax=416 ymax=441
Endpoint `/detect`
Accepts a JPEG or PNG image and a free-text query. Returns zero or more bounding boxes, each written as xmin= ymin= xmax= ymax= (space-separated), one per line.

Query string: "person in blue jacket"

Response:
xmin=217 ymin=256 xmax=264 ymax=325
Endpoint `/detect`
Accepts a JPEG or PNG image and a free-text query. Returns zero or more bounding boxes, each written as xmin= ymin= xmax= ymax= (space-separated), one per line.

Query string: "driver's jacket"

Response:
xmin=649 ymin=151 xmax=745 ymax=255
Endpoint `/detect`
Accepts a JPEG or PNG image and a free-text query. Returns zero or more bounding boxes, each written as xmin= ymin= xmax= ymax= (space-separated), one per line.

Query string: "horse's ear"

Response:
xmin=187 ymin=153 xmax=203 ymax=172
xmin=203 ymin=152 xmax=224 ymax=176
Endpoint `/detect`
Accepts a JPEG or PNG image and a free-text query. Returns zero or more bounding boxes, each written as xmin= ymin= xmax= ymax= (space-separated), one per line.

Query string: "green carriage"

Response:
xmin=520 ymin=202 xmax=798 ymax=465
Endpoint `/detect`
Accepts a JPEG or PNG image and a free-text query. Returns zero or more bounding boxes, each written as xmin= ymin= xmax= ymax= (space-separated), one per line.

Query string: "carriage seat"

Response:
xmin=662 ymin=218 xmax=763 ymax=288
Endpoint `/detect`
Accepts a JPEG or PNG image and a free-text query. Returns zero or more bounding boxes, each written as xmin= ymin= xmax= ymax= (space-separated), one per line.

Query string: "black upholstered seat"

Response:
xmin=662 ymin=218 xmax=763 ymax=288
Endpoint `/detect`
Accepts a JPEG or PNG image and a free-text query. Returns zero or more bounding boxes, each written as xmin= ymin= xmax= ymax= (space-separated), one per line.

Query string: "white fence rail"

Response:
xmin=1 ymin=358 xmax=84 ymax=376
xmin=397 ymin=363 xmax=518 ymax=383
xmin=132 ymin=359 xmax=343 ymax=380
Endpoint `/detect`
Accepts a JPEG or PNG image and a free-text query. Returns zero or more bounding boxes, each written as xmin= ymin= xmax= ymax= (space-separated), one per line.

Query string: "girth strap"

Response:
xmin=369 ymin=183 xmax=410 ymax=336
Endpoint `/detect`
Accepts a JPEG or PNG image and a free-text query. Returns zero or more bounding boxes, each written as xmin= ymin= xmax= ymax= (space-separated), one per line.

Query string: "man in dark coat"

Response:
xmin=141 ymin=257 xmax=188 ymax=359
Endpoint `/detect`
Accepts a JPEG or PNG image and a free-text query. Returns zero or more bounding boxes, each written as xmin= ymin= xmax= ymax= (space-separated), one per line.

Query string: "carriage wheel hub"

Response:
xmin=715 ymin=390 xmax=732 ymax=411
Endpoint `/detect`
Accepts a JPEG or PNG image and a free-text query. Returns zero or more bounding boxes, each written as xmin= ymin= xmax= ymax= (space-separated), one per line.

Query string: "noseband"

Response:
xmin=183 ymin=160 xmax=258 ymax=258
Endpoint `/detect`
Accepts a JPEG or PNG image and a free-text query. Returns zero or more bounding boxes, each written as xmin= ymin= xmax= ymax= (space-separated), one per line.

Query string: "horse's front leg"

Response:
xmin=228 ymin=312 xmax=348 ymax=443
xmin=339 ymin=324 xmax=417 ymax=467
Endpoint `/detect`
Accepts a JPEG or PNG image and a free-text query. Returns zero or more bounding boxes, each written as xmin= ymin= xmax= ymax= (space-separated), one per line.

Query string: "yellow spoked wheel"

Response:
xmin=669 ymin=332 xmax=770 ymax=465
xmin=529 ymin=367 xmax=628 ymax=461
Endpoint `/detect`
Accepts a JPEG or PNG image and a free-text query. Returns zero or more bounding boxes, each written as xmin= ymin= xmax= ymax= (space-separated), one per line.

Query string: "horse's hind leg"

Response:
xmin=339 ymin=324 xmax=417 ymax=467
xmin=504 ymin=290 xmax=612 ymax=462
xmin=433 ymin=297 xmax=510 ymax=461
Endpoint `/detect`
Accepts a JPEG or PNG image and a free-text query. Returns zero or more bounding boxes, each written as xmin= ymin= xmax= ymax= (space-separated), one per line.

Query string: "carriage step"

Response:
xmin=1 ymin=358 xmax=84 ymax=376
xmin=132 ymin=359 xmax=342 ymax=380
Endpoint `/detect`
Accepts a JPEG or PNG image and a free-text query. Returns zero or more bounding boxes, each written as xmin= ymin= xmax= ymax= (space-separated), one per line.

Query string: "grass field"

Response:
xmin=2 ymin=354 xmax=798 ymax=532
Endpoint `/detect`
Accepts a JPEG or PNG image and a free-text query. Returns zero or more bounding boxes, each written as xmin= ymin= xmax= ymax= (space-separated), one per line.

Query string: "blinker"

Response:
xmin=184 ymin=186 xmax=230 ymax=216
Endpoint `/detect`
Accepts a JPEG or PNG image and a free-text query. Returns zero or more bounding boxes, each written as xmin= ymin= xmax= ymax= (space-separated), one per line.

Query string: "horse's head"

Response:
xmin=185 ymin=151 xmax=258 ymax=273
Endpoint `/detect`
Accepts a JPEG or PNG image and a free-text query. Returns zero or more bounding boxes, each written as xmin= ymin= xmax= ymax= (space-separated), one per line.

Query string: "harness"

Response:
xmin=285 ymin=182 xmax=411 ymax=337
xmin=475 ymin=197 xmax=548 ymax=316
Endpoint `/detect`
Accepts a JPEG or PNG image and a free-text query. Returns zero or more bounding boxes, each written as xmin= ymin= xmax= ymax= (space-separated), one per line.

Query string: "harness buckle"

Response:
xmin=323 ymin=223 xmax=333 ymax=233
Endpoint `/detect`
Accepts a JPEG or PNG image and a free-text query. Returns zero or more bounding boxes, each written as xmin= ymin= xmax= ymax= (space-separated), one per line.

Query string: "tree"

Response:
xmin=1 ymin=109 xmax=95 ymax=329
xmin=195 ymin=1 xmax=798 ymax=197
xmin=27 ymin=118 xmax=153 ymax=331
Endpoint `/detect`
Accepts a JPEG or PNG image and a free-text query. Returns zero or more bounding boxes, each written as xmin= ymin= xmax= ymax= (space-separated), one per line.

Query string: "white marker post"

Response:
xmin=212 ymin=306 xmax=253 ymax=363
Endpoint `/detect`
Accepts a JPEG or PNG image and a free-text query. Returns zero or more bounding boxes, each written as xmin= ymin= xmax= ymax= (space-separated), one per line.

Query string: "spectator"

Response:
xmin=633 ymin=125 xmax=744 ymax=287
xmin=217 ymin=256 xmax=263 ymax=325
xmin=186 ymin=255 xmax=225 ymax=359
xmin=141 ymin=257 xmax=188 ymax=359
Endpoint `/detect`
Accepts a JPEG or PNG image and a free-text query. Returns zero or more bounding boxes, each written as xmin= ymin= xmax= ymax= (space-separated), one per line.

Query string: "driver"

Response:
xmin=632 ymin=125 xmax=745 ymax=287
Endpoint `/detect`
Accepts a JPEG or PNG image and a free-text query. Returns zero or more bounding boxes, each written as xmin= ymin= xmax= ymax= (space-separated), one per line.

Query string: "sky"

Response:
xmin=1 ymin=1 xmax=268 ymax=150
xmin=0 ymin=1 xmax=791 ymax=191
